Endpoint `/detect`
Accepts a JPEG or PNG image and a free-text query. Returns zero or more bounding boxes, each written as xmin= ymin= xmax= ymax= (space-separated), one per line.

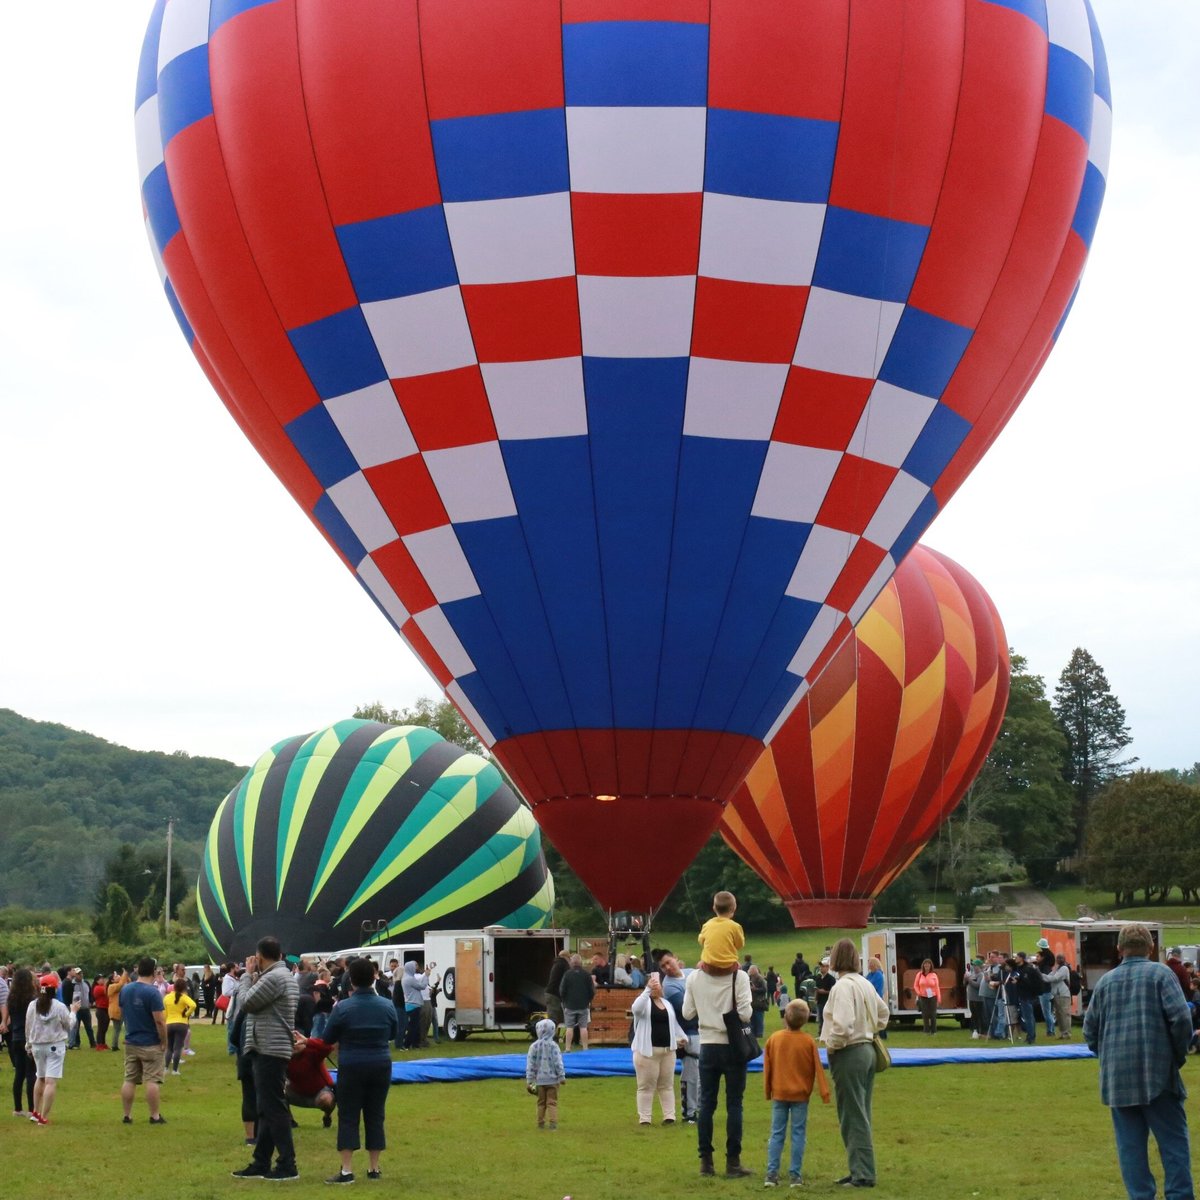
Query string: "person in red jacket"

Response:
xmin=92 ymin=975 xmax=110 ymax=1050
xmin=286 ymin=1032 xmax=336 ymax=1128
xmin=762 ymin=999 xmax=830 ymax=1187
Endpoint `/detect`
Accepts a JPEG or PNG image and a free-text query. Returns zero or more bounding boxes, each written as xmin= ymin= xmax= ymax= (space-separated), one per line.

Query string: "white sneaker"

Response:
xmin=184 ymin=1049 xmax=196 ymax=1056
xmin=172 ymin=1069 xmax=181 ymax=1076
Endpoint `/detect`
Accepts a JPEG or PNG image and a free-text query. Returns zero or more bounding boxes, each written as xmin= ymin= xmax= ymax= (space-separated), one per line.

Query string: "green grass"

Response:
xmin=8 ymin=1021 xmax=1198 ymax=1197
xmin=1045 ymin=887 xmax=1200 ymax=927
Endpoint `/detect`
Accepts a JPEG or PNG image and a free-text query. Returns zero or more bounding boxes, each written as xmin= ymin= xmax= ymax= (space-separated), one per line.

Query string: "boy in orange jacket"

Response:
xmin=762 ymin=999 xmax=830 ymax=1187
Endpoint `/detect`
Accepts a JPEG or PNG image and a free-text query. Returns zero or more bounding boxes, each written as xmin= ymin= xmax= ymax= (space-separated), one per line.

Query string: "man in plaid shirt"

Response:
xmin=1083 ymin=923 xmax=1193 ymax=1200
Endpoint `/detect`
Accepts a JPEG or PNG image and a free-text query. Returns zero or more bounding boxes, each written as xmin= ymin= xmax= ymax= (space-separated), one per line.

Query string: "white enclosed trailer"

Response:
xmin=427 ymin=927 xmax=569 ymax=1040
xmin=863 ymin=925 xmax=970 ymax=1026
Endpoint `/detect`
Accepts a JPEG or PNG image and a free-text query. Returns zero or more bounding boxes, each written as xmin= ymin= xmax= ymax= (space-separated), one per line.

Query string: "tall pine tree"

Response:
xmin=1052 ymin=648 xmax=1136 ymax=855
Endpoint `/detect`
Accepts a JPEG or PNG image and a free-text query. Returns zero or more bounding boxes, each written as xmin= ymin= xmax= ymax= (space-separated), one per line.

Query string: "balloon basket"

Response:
xmin=608 ymin=911 xmax=653 ymax=984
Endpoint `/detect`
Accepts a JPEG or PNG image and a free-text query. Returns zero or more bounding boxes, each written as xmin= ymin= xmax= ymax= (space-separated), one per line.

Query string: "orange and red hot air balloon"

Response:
xmin=720 ymin=546 xmax=1009 ymax=928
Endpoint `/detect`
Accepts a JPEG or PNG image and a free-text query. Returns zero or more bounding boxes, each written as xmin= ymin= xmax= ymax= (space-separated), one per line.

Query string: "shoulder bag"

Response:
xmin=723 ymin=973 xmax=762 ymax=1063
xmin=859 ymin=975 xmax=890 ymax=1073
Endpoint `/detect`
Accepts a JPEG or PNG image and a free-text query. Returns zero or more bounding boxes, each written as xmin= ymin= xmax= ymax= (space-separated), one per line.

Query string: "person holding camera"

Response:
xmin=321 ymin=956 xmax=399 ymax=1184
xmin=630 ymin=972 xmax=688 ymax=1126
xmin=231 ymin=940 xmax=301 ymax=1182
xmin=1013 ymin=952 xmax=1041 ymax=1045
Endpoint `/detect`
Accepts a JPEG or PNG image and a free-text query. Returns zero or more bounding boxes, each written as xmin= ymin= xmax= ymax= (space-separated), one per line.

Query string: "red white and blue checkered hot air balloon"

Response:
xmin=136 ymin=0 xmax=1109 ymax=913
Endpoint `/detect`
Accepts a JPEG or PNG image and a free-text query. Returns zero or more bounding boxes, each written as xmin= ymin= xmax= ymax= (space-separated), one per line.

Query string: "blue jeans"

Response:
xmin=1110 ymin=1090 xmax=1194 ymax=1200
xmin=1018 ymin=998 xmax=1036 ymax=1042
xmin=698 ymin=1043 xmax=746 ymax=1160
xmin=312 ymin=1012 xmax=329 ymax=1040
xmin=1039 ymin=993 xmax=1056 ymax=1035
xmin=752 ymin=1009 xmax=765 ymax=1039
xmin=981 ymin=992 xmax=996 ymax=1035
xmin=767 ymin=1099 xmax=810 ymax=1179
xmin=991 ymin=1000 xmax=1012 ymax=1038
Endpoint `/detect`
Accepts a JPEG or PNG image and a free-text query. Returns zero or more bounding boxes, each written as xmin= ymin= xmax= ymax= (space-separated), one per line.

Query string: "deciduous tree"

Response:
xmin=354 ymin=697 xmax=484 ymax=756
xmin=919 ymin=651 xmax=1071 ymax=892
xmin=1085 ymin=771 xmax=1200 ymax=905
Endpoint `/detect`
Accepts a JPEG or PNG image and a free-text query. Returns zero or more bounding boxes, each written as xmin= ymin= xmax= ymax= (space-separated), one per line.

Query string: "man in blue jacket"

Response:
xmin=1084 ymin=923 xmax=1194 ymax=1200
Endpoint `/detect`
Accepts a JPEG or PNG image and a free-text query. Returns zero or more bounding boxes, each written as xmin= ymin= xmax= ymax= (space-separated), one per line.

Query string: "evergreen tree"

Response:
xmin=93 ymin=882 xmax=138 ymax=944
xmin=1052 ymin=648 xmax=1136 ymax=854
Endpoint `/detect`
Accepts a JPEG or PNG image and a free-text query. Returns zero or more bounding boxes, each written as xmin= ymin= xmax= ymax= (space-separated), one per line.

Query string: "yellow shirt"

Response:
xmin=698 ymin=915 xmax=745 ymax=968
xmin=164 ymin=992 xmax=197 ymax=1025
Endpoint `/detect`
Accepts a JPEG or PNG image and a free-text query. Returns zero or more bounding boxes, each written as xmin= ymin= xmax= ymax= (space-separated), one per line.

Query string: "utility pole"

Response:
xmin=165 ymin=817 xmax=175 ymax=938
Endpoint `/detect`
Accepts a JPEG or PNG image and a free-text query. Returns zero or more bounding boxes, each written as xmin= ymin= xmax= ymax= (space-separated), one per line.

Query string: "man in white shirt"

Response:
xmin=682 ymin=964 xmax=753 ymax=1179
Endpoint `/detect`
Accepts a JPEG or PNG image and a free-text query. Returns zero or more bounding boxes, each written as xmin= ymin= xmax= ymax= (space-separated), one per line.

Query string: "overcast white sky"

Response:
xmin=2 ymin=2 xmax=1196 ymax=772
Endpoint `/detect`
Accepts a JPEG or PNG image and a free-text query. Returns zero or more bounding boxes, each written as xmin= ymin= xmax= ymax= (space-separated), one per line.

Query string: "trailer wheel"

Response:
xmin=445 ymin=1012 xmax=468 ymax=1041
xmin=899 ymin=1015 xmax=917 ymax=1028
xmin=442 ymin=969 xmax=456 ymax=1001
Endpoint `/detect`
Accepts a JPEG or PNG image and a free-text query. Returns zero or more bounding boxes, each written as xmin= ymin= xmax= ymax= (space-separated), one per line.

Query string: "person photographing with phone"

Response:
xmin=231 ymin=939 xmax=300 ymax=1182
xmin=630 ymin=971 xmax=688 ymax=1126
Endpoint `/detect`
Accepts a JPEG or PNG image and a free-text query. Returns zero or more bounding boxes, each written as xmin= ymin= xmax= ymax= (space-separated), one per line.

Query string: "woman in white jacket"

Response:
xmin=630 ymin=974 xmax=687 ymax=1126
xmin=820 ymin=940 xmax=890 ymax=1189
xmin=26 ymin=974 xmax=73 ymax=1125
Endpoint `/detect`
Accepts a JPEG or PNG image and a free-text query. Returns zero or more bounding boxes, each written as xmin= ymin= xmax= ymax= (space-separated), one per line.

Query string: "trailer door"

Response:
xmin=885 ymin=931 xmax=899 ymax=1014
xmin=864 ymin=933 xmax=887 ymax=1003
xmin=455 ymin=938 xmax=485 ymax=1027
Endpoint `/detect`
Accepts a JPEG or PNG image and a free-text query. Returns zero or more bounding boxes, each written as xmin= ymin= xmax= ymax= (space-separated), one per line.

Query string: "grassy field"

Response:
xmin=5 ymin=1020 xmax=1196 ymax=1198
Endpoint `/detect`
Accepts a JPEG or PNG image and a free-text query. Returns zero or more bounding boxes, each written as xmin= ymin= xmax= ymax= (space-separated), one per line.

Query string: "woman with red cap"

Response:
xmin=26 ymin=973 xmax=72 ymax=1124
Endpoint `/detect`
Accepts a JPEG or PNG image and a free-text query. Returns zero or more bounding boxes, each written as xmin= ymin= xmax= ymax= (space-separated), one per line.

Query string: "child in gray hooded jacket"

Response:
xmin=525 ymin=1019 xmax=566 ymax=1129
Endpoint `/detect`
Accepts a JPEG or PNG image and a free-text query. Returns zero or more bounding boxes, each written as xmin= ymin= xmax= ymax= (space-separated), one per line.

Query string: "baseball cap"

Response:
xmin=39 ymin=973 xmax=60 ymax=989
xmin=1168 ymin=947 xmax=1182 ymax=957
xmin=971 ymin=957 xmax=983 ymax=965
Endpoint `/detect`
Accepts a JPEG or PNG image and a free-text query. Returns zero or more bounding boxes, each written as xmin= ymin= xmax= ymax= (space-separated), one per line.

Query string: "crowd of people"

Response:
xmin=3 ymin=906 xmax=1199 ymax=1194
xmin=533 ymin=891 xmax=888 ymax=1187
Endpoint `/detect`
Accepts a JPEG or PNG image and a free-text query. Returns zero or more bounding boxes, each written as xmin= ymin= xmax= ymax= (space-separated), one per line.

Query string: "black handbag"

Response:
xmin=722 ymin=973 xmax=762 ymax=1062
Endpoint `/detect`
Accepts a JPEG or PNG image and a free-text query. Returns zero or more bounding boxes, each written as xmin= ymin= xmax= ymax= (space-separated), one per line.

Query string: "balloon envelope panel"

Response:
xmin=196 ymin=720 xmax=554 ymax=960
xmin=139 ymin=1 xmax=1106 ymax=911
xmin=720 ymin=546 xmax=1009 ymax=927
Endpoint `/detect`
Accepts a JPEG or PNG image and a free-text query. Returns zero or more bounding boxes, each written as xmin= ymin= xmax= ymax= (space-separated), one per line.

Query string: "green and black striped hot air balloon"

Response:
xmin=197 ymin=720 xmax=554 ymax=960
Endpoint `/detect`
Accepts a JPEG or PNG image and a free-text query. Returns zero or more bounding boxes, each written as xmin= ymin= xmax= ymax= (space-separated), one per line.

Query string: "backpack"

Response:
xmin=1068 ymin=968 xmax=1082 ymax=997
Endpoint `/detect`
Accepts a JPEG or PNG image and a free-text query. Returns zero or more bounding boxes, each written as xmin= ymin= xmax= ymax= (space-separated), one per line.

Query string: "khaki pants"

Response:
xmin=536 ymin=1085 xmax=558 ymax=1126
xmin=1053 ymin=994 xmax=1072 ymax=1037
xmin=829 ymin=1042 xmax=877 ymax=1185
xmin=633 ymin=1047 xmax=677 ymax=1123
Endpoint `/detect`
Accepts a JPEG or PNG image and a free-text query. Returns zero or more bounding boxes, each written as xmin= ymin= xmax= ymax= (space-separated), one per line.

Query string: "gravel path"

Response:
xmin=1001 ymin=886 xmax=1061 ymax=921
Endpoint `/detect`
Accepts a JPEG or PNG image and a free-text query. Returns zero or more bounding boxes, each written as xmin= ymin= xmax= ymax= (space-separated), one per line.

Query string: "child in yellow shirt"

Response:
xmin=762 ymin=999 xmax=830 ymax=1187
xmin=697 ymin=890 xmax=745 ymax=974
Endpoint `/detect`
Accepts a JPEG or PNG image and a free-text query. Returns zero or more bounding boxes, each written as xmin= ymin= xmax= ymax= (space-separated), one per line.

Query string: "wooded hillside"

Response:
xmin=0 ymin=709 xmax=244 ymax=908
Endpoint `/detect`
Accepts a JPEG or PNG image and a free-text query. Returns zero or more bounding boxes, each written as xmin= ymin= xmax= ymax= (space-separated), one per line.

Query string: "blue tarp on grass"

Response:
xmin=366 ymin=1042 xmax=1095 ymax=1085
